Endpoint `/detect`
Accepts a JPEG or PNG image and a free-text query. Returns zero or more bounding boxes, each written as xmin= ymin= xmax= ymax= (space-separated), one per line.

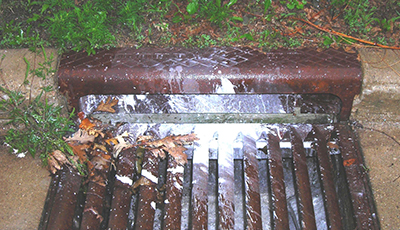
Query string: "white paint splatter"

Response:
xmin=167 ymin=166 xmax=184 ymax=174
xmin=115 ymin=175 xmax=133 ymax=185
xmin=216 ymin=78 xmax=235 ymax=94
xmin=142 ymin=169 xmax=159 ymax=184
xmin=151 ymin=201 xmax=157 ymax=210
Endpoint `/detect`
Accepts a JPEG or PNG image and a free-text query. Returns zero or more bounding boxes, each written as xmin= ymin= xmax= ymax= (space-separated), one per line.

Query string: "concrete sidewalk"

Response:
xmin=0 ymin=48 xmax=399 ymax=229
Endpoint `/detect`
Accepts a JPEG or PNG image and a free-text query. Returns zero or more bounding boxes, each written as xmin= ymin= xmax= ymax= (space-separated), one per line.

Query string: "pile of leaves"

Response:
xmin=49 ymin=96 xmax=198 ymax=179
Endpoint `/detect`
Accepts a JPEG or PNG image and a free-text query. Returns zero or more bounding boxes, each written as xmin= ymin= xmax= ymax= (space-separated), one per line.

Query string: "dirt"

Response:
xmin=0 ymin=145 xmax=50 ymax=230
xmin=355 ymin=122 xmax=400 ymax=229
xmin=352 ymin=48 xmax=400 ymax=229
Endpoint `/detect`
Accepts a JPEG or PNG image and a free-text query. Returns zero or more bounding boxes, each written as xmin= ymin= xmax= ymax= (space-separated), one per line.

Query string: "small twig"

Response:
xmin=393 ymin=174 xmax=400 ymax=182
xmin=291 ymin=17 xmax=400 ymax=50
xmin=376 ymin=51 xmax=400 ymax=77
xmin=352 ymin=121 xmax=400 ymax=147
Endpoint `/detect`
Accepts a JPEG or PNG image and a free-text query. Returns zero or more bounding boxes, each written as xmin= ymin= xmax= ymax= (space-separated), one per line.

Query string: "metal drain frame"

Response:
xmin=58 ymin=47 xmax=362 ymax=121
xmin=39 ymin=47 xmax=379 ymax=229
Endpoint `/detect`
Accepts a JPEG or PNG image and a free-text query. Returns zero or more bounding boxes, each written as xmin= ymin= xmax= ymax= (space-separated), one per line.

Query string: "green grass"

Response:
xmin=0 ymin=47 xmax=79 ymax=171
xmin=0 ymin=0 xmax=399 ymax=53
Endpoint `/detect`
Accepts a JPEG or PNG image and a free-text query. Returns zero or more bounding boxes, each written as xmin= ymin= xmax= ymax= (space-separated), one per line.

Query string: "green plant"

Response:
xmin=373 ymin=16 xmax=400 ymax=32
xmin=286 ymin=0 xmax=307 ymax=10
xmin=45 ymin=1 xmax=115 ymax=55
xmin=186 ymin=0 xmax=242 ymax=27
xmin=0 ymin=20 xmax=49 ymax=50
xmin=0 ymin=48 xmax=77 ymax=171
xmin=342 ymin=0 xmax=376 ymax=34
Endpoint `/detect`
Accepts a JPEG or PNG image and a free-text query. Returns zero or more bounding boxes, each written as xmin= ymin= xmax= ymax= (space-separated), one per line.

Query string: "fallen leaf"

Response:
xmin=88 ymin=129 xmax=105 ymax=138
xmin=137 ymin=135 xmax=153 ymax=143
xmin=146 ymin=134 xmax=198 ymax=165
xmin=51 ymin=150 xmax=69 ymax=164
xmin=91 ymin=155 xmax=111 ymax=171
xmin=132 ymin=176 xmax=152 ymax=191
xmin=47 ymin=155 xmax=62 ymax=174
xmin=79 ymin=118 xmax=96 ymax=130
xmin=93 ymin=143 xmax=108 ymax=153
xmin=111 ymin=131 xmax=132 ymax=157
xmin=68 ymin=143 xmax=90 ymax=164
xmin=77 ymin=111 xmax=86 ymax=120
xmin=64 ymin=129 xmax=95 ymax=144
xmin=150 ymin=148 xmax=166 ymax=159
xmin=167 ymin=146 xmax=188 ymax=165
xmin=83 ymin=207 xmax=104 ymax=223
xmin=343 ymin=158 xmax=356 ymax=167
xmin=95 ymin=96 xmax=119 ymax=113
xmin=47 ymin=150 xmax=75 ymax=174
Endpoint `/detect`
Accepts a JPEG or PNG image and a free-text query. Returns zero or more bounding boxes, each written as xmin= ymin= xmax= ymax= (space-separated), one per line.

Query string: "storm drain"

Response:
xmin=40 ymin=47 xmax=379 ymax=229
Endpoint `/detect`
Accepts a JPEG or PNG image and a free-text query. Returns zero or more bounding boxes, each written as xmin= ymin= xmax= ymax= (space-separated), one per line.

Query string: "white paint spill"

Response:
xmin=142 ymin=169 xmax=159 ymax=184
xmin=216 ymin=78 xmax=235 ymax=94
xmin=167 ymin=166 xmax=184 ymax=174
xmin=115 ymin=175 xmax=133 ymax=185
xmin=151 ymin=201 xmax=156 ymax=210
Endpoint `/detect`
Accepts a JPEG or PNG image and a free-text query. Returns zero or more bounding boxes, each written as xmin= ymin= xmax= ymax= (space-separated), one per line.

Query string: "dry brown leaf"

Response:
xmin=137 ymin=135 xmax=153 ymax=143
xmin=68 ymin=143 xmax=90 ymax=164
xmin=51 ymin=150 xmax=69 ymax=164
xmin=146 ymin=134 xmax=198 ymax=165
xmin=91 ymin=155 xmax=110 ymax=171
xmin=64 ymin=129 xmax=95 ymax=144
xmin=167 ymin=146 xmax=188 ymax=165
xmin=132 ymin=176 xmax=152 ymax=191
xmin=112 ymin=131 xmax=132 ymax=157
xmin=79 ymin=118 xmax=96 ymax=130
xmin=47 ymin=155 xmax=62 ymax=174
xmin=93 ymin=143 xmax=108 ymax=153
xmin=83 ymin=207 xmax=104 ymax=223
xmin=150 ymin=148 xmax=166 ymax=159
xmin=95 ymin=96 xmax=119 ymax=113
xmin=47 ymin=150 xmax=74 ymax=174
xmin=88 ymin=129 xmax=105 ymax=138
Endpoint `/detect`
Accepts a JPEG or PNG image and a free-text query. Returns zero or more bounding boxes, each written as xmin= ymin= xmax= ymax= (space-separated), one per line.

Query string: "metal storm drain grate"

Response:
xmin=39 ymin=47 xmax=379 ymax=229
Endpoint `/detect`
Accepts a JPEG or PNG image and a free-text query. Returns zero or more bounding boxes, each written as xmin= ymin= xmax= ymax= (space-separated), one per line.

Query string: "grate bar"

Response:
xmin=134 ymin=149 xmax=159 ymax=230
xmin=336 ymin=124 xmax=380 ymax=229
xmin=217 ymin=129 xmax=236 ymax=229
xmin=108 ymin=148 xmax=137 ymax=229
xmin=243 ymin=135 xmax=263 ymax=229
xmin=45 ymin=168 xmax=82 ymax=230
xmin=313 ymin=126 xmax=343 ymax=229
xmin=267 ymin=133 xmax=290 ymax=229
xmin=290 ymin=127 xmax=317 ymax=230
xmin=80 ymin=181 xmax=107 ymax=229
xmin=163 ymin=157 xmax=185 ymax=229
xmin=190 ymin=126 xmax=210 ymax=229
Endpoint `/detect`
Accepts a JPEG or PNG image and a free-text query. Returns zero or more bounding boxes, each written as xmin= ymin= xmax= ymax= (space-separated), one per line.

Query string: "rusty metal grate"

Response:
xmin=39 ymin=124 xmax=378 ymax=230
xmin=39 ymin=47 xmax=379 ymax=229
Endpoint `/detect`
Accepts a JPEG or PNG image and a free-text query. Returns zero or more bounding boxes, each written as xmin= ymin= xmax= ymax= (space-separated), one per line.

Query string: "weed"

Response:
xmin=373 ymin=16 xmax=400 ymax=32
xmin=0 ymin=48 xmax=79 ymax=172
xmin=187 ymin=0 xmax=242 ymax=27
xmin=183 ymin=34 xmax=217 ymax=48
xmin=0 ymin=21 xmax=49 ymax=50
xmin=286 ymin=0 xmax=307 ymax=10
xmin=342 ymin=0 xmax=376 ymax=34
xmin=45 ymin=1 xmax=116 ymax=55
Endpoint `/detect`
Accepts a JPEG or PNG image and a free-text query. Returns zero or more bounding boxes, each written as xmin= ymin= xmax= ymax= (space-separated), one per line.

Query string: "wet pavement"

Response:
xmin=0 ymin=48 xmax=399 ymax=229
